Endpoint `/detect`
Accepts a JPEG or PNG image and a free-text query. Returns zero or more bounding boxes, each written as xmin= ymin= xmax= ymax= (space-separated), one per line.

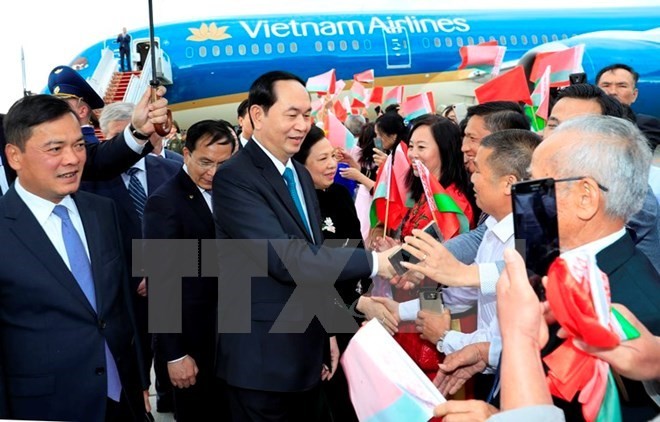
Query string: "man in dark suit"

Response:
xmin=82 ymin=152 xmax=180 ymax=413
xmin=116 ymin=27 xmax=132 ymax=72
xmin=421 ymin=115 xmax=660 ymax=421
xmin=0 ymin=86 xmax=168 ymax=195
xmin=596 ymin=63 xmax=660 ymax=151
xmin=212 ymin=71 xmax=396 ymax=421
xmin=535 ymin=115 xmax=660 ymax=421
xmin=0 ymin=94 xmax=175 ymax=420
xmin=144 ymin=119 xmax=236 ymax=421
xmin=236 ymin=98 xmax=252 ymax=149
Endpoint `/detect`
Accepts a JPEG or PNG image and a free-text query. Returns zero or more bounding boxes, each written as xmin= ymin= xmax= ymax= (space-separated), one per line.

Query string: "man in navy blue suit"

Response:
xmin=212 ymin=71 xmax=397 ymax=421
xmin=144 ymin=119 xmax=236 ymax=421
xmin=116 ymin=27 xmax=132 ymax=72
xmin=0 ymin=93 xmax=168 ymax=421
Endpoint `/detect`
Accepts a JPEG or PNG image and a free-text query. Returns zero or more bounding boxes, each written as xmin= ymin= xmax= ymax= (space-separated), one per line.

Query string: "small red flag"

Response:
xmin=474 ymin=66 xmax=532 ymax=105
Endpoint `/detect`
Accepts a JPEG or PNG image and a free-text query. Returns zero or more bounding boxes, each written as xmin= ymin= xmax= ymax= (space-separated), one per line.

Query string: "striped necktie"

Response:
xmin=52 ymin=205 xmax=122 ymax=401
xmin=126 ymin=167 xmax=147 ymax=221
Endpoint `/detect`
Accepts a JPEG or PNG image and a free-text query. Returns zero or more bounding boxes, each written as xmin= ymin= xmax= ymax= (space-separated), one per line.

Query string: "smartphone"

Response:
xmin=569 ymin=72 xmax=587 ymax=85
xmin=388 ymin=221 xmax=444 ymax=276
xmin=419 ymin=289 xmax=444 ymax=314
xmin=374 ymin=137 xmax=384 ymax=150
xmin=511 ymin=178 xmax=560 ymax=300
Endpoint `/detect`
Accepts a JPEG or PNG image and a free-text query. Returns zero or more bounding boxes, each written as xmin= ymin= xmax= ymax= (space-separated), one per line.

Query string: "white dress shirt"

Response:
xmin=14 ymin=179 xmax=90 ymax=269
xmin=183 ymin=164 xmax=213 ymax=212
xmin=120 ymin=157 xmax=148 ymax=194
xmin=442 ymin=214 xmax=514 ymax=368
xmin=251 ymin=136 xmax=379 ymax=277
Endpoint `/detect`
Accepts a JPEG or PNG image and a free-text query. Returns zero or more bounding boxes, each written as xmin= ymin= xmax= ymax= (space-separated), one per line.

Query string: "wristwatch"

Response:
xmin=129 ymin=124 xmax=150 ymax=141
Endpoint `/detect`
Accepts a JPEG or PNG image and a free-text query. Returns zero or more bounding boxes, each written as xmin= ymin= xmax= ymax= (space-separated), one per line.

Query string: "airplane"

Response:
xmin=63 ymin=6 xmax=660 ymax=128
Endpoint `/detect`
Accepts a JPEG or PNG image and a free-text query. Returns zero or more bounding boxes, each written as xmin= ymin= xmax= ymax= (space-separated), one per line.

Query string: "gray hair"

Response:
xmin=99 ymin=102 xmax=134 ymax=137
xmin=550 ymin=115 xmax=651 ymax=221
xmin=344 ymin=114 xmax=366 ymax=137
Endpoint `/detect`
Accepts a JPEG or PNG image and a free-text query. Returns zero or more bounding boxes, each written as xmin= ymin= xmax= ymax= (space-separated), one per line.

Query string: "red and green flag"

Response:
xmin=324 ymin=111 xmax=356 ymax=150
xmin=529 ymin=45 xmax=585 ymax=88
xmin=475 ymin=66 xmax=532 ymax=105
xmin=458 ymin=41 xmax=507 ymax=76
xmin=353 ymin=69 xmax=375 ymax=84
xmin=413 ymin=160 xmax=469 ymax=240
xmin=350 ymin=81 xmax=368 ymax=108
xmin=544 ymin=253 xmax=641 ymax=422
xmin=525 ymin=65 xmax=551 ymax=131
xmin=306 ymin=69 xmax=336 ymax=95
xmin=401 ymin=92 xmax=435 ymax=121
xmin=370 ymin=143 xmax=412 ymax=230
xmin=383 ymin=85 xmax=404 ymax=108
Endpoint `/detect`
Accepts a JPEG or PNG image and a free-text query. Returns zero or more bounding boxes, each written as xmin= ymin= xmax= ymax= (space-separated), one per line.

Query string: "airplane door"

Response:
xmin=381 ymin=27 xmax=412 ymax=69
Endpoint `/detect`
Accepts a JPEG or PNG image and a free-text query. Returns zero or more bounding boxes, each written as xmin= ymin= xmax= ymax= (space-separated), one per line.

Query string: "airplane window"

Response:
xmin=364 ymin=40 xmax=371 ymax=50
xmin=445 ymin=37 xmax=452 ymax=47
xmin=423 ymin=38 xmax=430 ymax=48
xmin=510 ymin=35 xmax=517 ymax=46
xmin=198 ymin=46 xmax=207 ymax=57
xmin=252 ymin=44 xmax=259 ymax=55
xmin=225 ymin=45 xmax=233 ymax=56
xmin=264 ymin=43 xmax=272 ymax=54
xmin=541 ymin=35 xmax=548 ymax=43
xmin=489 ymin=36 xmax=496 ymax=42
xmin=561 ymin=34 xmax=568 ymax=39
xmin=277 ymin=43 xmax=285 ymax=54
xmin=551 ymin=34 xmax=558 ymax=41
xmin=456 ymin=37 xmax=464 ymax=47
xmin=238 ymin=45 xmax=246 ymax=56
xmin=434 ymin=37 xmax=441 ymax=48
xmin=521 ymin=35 xmax=528 ymax=45
xmin=467 ymin=36 xmax=475 ymax=45
xmin=212 ymin=45 xmax=220 ymax=57
xmin=478 ymin=36 xmax=485 ymax=43
xmin=315 ymin=41 xmax=323 ymax=52
xmin=327 ymin=41 xmax=335 ymax=51
xmin=532 ymin=35 xmax=538 ymax=44
xmin=290 ymin=42 xmax=298 ymax=53
xmin=352 ymin=40 xmax=360 ymax=50
xmin=499 ymin=35 xmax=506 ymax=45
xmin=340 ymin=40 xmax=348 ymax=51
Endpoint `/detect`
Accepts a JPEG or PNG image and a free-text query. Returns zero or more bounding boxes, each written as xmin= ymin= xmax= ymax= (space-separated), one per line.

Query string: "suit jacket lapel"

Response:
xmin=4 ymin=189 xmax=97 ymax=316
xmin=596 ymin=232 xmax=635 ymax=276
xmin=177 ymin=169 xmax=214 ymax=231
xmin=246 ymin=141 xmax=314 ymax=243
xmin=294 ymin=160 xmax=323 ymax=243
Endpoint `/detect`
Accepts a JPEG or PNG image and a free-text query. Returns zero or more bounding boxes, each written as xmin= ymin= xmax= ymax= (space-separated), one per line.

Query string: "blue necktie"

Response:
xmin=282 ymin=168 xmax=311 ymax=235
xmin=126 ymin=167 xmax=147 ymax=221
xmin=52 ymin=205 xmax=122 ymax=401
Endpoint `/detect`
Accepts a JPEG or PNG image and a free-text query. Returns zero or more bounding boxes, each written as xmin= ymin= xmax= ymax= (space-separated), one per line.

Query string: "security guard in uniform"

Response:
xmin=48 ymin=65 xmax=105 ymax=144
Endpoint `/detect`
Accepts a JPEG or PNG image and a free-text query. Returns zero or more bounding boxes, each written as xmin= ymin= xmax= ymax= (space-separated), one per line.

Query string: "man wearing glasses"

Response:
xmin=143 ymin=119 xmax=236 ymax=421
xmin=544 ymin=83 xmax=660 ymax=273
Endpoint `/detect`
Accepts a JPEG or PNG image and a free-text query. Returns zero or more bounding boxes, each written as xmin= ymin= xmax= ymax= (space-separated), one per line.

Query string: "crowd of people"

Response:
xmin=0 ymin=61 xmax=657 ymax=422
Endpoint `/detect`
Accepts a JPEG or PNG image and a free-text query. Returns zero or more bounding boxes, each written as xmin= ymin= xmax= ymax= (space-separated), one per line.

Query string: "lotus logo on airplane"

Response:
xmin=187 ymin=23 xmax=232 ymax=42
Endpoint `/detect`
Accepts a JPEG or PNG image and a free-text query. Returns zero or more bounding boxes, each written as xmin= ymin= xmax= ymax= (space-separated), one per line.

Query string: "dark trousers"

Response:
xmin=226 ymin=383 xmax=326 ymax=422
xmin=105 ymin=393 xmax=142 ymax=422
xmin=119 ymin=49 xmax=132 ymax=72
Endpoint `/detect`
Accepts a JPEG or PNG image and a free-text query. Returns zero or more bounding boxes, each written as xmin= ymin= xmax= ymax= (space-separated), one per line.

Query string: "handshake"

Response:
xmin=373 ymin=221 xmax=477 ymax=290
